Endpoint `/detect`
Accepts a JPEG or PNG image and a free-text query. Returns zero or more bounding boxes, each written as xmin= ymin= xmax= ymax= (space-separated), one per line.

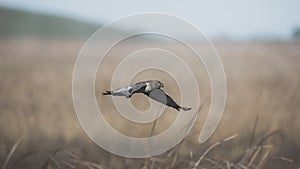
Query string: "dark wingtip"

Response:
xmin=102 ymin=91 xmax=112 ymax=95
xmin=181 ymin=107 xmax=192 ymax=111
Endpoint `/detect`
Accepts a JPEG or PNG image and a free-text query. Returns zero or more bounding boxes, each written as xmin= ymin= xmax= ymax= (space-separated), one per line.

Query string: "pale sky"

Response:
xmin=0 ymin=0 xmax=299 ymax=39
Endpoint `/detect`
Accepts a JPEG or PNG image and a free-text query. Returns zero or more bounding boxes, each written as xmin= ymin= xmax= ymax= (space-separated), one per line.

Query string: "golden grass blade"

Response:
xmin=223 ymin=160 xmax=231 ymax=169
xmin=149 ymin=160 xmax=156 ymax=169
xmin=56 ymin=148 xmax=80 ymax=159
xmin=170 ymin=140 xmax=185 ymax=169
xmin=48 ymin=155 xmax=62 ymax=169
xmin=247 ymin=146 xmax=261 ymax=168
xmin=189 ymin=151 xmax=193 ymax=160
xmin=236 ymin=163 xmax=249 ymax=169
xmin=193 ymin=141 xmax=221 ymax=168
xmin=2 ymin=138 xmax=21 ymax=169
xmin=270 ymin=156 xmax=293 ymax=163
xmin=224 ymin=134 xmax=239 ymax=142
xmin=61 ymin=161 xmax=76 ymax=168
xmin=203 ymin=157 xmax=218 ymax=165
xmin=249 ymin=114 xmax=259 ymax=147
xmin=193 ymin=134 xmax=238 ymax=168
xmin=256 ymin=151 xmax=270 ymax=169
xmin=71 ymin=159 xmax=103 ymax=169
xmin=256 ymin=130 xmax=281 ymax=147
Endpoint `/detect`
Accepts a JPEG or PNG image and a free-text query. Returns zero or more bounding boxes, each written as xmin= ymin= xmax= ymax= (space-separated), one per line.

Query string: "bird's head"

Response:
xmin=157 ymin=81 xmax=164 ymax=88
xmin=148 ymin=80 xmax=164 ymax=90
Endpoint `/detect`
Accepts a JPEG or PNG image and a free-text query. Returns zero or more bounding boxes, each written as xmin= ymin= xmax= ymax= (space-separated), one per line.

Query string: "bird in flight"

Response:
xmin=102 ymin=80 xmax=191 ymax=111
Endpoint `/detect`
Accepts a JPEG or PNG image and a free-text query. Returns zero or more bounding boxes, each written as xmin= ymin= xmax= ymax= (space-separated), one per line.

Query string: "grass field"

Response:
xmin=0 ymin=37 xmax=299 ymax=169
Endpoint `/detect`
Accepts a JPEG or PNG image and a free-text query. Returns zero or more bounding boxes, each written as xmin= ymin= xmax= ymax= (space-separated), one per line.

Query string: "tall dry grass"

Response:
xmin=0 ymin=38 xmax=299 ymax=168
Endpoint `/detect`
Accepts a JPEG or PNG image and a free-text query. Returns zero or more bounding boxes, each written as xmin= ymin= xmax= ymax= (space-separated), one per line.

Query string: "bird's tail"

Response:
xmin=181 ymin=106 xmax=192 ymax=111
xmin=102 ymin=91 xmax=112 ymax=95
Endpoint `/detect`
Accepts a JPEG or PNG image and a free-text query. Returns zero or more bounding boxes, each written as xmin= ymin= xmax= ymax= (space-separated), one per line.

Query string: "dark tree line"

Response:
xmin=293 ymin=27 xmax=300 ymax=39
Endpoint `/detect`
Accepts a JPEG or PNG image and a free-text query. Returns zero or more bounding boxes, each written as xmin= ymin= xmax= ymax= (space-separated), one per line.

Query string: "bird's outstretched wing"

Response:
xmin=102 ymin=82 xmax=147 ymax=98
xmin=102 ymin=86 xmax=131 ymax=98
xmin=144 ymin=89 xmax=191 ymax=111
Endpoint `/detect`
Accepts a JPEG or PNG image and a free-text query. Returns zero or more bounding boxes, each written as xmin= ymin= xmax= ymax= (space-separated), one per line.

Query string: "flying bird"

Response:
xmin=102 ymin=80 xmax=191 ymax=111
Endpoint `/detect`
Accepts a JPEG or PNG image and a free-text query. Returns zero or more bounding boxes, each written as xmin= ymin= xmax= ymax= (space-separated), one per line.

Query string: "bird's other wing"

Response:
xmin=144 ymin=89 xmax=191 ymax=111
xmin=129 ymin=82 xmax=147 ymax=95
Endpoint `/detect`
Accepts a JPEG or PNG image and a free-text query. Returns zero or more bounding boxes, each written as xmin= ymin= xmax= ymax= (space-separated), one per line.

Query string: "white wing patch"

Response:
xmin=145 ymin=82 xmax=151 ymax=92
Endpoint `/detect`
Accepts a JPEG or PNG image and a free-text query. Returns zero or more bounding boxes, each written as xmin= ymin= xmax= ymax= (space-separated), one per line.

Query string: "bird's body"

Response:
xmin=102 ymin=80 xmax=191 ymax=111
xmin=102 ymin=80 xmax=160 ymax=98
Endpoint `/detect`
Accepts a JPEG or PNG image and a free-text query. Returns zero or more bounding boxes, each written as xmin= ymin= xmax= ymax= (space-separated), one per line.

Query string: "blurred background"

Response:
xmin=0 ymin=0 xmax=300 ymax=169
